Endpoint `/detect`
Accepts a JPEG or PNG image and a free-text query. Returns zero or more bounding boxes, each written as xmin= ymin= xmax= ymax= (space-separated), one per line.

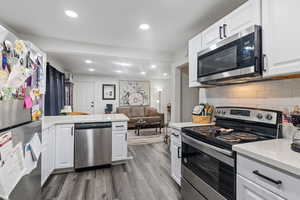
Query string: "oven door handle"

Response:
xmin=181 ymin=132 xmax=233 ymax=157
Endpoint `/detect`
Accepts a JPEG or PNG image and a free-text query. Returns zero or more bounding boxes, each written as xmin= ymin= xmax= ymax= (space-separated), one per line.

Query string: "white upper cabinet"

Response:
xmin=262 ymin=0 xmax=300 ymax=77
xmin=188 ymin=33 xmax=202 ymax=87
xmin=202 ymin=0 xmax=261 ymax=50
xmin=225 ymin=0 xmax=261 ymax=36
xmin=202 ymin=18 xmax=225 ymax=49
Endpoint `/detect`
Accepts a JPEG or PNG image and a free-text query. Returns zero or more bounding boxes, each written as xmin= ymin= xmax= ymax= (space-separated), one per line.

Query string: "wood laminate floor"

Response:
xmin=42 ymin=143 xmax=181 ymax=200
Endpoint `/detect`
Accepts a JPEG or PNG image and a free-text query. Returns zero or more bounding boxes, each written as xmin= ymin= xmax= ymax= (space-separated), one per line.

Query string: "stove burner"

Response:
xmin=231 ymin=132 xmax=258 ymax=141
xmin=216 ymin=135 xmax=241 ymax=143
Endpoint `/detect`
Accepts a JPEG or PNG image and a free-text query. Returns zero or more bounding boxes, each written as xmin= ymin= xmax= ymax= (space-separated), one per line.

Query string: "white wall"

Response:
xmin=73 ymin=75 xmax=171 ymax=117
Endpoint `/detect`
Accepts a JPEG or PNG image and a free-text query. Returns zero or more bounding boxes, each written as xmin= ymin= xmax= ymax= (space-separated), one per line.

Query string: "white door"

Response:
xmin=237 ymin=175 xmax=284 ymax=200
xmin=55 ymin=125 xmax=74 ymax=169
xmin=225 ymin=0 xmax=261 ymax=37
xmin=262 ymin=0 xmax=300 ymax=77
xmin=73 ymin=81 xmax=95 ymax=114
xmin=112 ymin=131 xmax=127 ymax=161
xmin=188 ymin=33 xmax=202 ymax=87
xmin=202 ymin=18 xmax=225 ymax=49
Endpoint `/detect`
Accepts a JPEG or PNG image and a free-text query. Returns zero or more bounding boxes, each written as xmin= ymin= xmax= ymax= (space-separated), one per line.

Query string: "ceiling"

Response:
xmin=0 ymin=0 xmax=246 ymax=78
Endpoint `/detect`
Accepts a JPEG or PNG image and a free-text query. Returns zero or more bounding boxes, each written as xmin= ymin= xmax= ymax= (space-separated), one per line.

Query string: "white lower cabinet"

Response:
xmin=55 ymin=124 xmax=74 ymax=169
xmin=237 ymin=154 xmax=300 ymax=200
xmin=41 ymin=126 xmax=55 ymax=185
xmin=170 ymin=128 xmax=181 ymax=185
xmin=237 ymin=175 xmax=284 ymax=200
xmin=112 ymin=130 xmax=128 ymax=161
xmin=112 ymin=122 xmax=128 ymax=162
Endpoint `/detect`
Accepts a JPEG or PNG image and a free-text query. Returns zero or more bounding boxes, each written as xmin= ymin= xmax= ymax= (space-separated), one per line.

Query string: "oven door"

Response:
xmin=181 ymin=133 xmax=235 ymax=200
xmin=197 ymin=25 xmax=261 ymax=83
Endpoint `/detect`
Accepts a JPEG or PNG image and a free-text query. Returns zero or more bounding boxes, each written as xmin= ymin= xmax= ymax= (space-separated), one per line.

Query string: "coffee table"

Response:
xmin=135 ymin=121 xmax=162 ymax=136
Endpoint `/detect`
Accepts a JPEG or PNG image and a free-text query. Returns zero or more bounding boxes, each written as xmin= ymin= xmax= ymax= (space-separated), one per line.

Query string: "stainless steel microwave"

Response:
xmin=197 ymin=25 xmax=262 ymax=85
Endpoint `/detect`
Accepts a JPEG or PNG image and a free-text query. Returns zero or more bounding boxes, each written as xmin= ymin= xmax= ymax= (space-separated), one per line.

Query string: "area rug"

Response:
xmin=128 ymin=128 xmax=165 ymax=145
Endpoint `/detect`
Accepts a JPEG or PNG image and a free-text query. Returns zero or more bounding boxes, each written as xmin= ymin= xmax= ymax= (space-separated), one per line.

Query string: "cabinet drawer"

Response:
xmin=237 ymin=155 xmax=300 ymax=199
xmin=112 ymin=122 xmax=127 ymax=131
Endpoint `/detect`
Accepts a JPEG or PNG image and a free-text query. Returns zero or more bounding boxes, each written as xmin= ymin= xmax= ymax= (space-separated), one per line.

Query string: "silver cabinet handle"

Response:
xmin=219 ymin=26 xmax=223 ymax=39
xmin=71 ymin=127 xmax=74 ymax=136
xmin=125 ymin=133 xmax=127 ymax=141
xmin=223 ymin=24 xmax=227 ymax=38
xmin=116 ymin=125 xmax=124 ymax=128
xmin=263 ymin=54 xmax=268 ymax=72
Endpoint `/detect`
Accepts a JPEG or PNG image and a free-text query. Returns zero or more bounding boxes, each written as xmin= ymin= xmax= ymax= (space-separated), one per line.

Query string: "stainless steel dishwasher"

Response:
xmin=74 ymin=122 xmax=112 ymax=169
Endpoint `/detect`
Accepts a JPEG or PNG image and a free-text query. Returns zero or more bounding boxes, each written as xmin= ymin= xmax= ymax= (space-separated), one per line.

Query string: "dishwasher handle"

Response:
xmin=75 ymin=122 xmax=112 ymax=130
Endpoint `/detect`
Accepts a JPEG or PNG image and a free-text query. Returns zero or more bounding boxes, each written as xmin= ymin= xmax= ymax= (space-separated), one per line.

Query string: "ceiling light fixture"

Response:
xmin=88 ymin=68 xmax=95 ymax=72
xmin=113 ymin=62 xmax=132 ymax=67
xmin=151 ymin=64 xmax=157 ymax=69
xmin=139 ymin=24 xmax=150 ymax=31
xmin=141 ymin=71 xmax=146 ymax=75
xmin=65 ymin=10 xmax=79 ymax=18
xmin=163 ymin=73 xmax=168 ymax=76
xmin=115 ymin=70 xmax=122 ymax=73
xmin=85 ymin=60 xmax=92 ymax=64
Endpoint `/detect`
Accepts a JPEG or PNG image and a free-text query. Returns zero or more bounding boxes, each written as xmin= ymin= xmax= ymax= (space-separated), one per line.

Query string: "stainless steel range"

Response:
xmin=181 ymin=107 xmax=282 ymax=200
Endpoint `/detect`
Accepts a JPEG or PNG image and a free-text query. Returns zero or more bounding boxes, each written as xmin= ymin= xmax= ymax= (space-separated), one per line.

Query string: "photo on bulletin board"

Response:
xmin=102 ymin=84 xmax=116 ymax=100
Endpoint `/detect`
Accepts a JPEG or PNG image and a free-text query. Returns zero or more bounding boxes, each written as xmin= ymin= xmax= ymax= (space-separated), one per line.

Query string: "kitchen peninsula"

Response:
xmin=41 ymin=114 xmax=129 ymax=185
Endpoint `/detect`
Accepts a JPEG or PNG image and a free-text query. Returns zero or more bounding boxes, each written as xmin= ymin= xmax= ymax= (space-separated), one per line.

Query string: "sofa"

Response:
xmin=116 ymin=106 xmax=164 ymax=129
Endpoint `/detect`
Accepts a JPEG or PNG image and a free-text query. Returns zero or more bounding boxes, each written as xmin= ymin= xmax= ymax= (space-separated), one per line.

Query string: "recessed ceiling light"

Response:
xmin=115 ymin=70 xmax=122 ymax=73
xmin=151 ymin=65 xmax=157 ymax=69
xmin=88 ymin=68 xmax=95 ymax=72
xmin=163 ymin=73 xmax=168 ymax=76
xmin=85 ymin=60 xmax=92 ymax=64
xmin=141 ymin=71 xmax=146 ymax=75
xmin=139 ymin=24 xmax=150 ymax=31
xmin=113 ymin=62 xmax=132 ymax=67
xmin=65 ymin=10 xmax=79 ymax=18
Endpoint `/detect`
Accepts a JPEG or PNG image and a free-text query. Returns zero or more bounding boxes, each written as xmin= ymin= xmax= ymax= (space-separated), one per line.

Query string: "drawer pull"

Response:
xmin=116 ymin=125 xmax=124 ymax=128
xmin=253 ymin=170 xmax=282 ymax=185
xmin=172 ymin=133 xmax=179 ymax=137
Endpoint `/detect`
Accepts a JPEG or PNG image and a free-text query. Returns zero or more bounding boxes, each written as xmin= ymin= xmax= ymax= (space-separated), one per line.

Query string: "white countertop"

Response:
xmin=233 ymin=139 xmax=300 ymax=177
xmin=43 ymin=114 xmax=129 ymax=130
xmin=169 ymin=122 xmax=214 ymax=130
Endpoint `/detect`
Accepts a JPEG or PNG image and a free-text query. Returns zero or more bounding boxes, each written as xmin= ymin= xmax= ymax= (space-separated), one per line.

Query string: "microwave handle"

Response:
xmin=219 ymin=26 xmax=223 ymax=39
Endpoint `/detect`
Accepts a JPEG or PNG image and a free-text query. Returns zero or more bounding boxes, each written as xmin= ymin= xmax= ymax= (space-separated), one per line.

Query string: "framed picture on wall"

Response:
xmin=102 ymin=84 xmax=116 ymax=100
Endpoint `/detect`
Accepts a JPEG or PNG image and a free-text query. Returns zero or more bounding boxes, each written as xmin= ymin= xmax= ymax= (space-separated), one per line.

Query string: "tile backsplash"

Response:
xmin=200 ymin=78 xmax=300 ymax=112
xmin=200 ymin=78 xmax=300 ymax=138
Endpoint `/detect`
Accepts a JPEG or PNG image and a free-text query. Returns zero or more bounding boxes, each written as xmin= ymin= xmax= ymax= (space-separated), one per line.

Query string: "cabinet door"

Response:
xmin=262 ymin=0 xmax=300 ymax=77
xmin=41 ymin=128 xmax=50 ymax=185
xmin=112 ymin=131 xmax=127 ymax=161
xmin=55 ymin=125 xmax=74 ymax=169
xmin=171 ymin=136 xmax=181 ymax=185
xmin=225 ymin=0 xmax=261 ymax=37
xmin=49 ymin=126 xmax=56 ymax=173
xmin=202 ymin=18 xmax=224 ymax=49
xmin=188 ymin=33 xmax=202 ymax=87
xmin=237 ymin=175 xmax=284 ymax=200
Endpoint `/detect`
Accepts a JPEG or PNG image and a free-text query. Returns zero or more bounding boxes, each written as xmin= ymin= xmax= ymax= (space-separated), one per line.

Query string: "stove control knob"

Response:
xmin=256 ymin=113 xmax=263 ymax=119
xmin=266 ymin=114 xmax=273 ymax=120
xmin=217 ymin=110 xmax=221 ymax=114
xmin=222 ymin=110 xmax=226 ymax=115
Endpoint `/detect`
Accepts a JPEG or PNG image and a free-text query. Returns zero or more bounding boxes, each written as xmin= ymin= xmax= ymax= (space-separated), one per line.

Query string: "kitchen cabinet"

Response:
xmin=41 ymin=126 xmax=55 ymax=185
xmin=225 ymin=0 xmax=261 ymax=36
xmin=237 ymin=175 xmax=284 ymax=200
xmin=237 ymin=154 xmax=300 ymax=200
xmin=170 ymin=128 xmax=181 ymax=185
xmin=202 ymin=18 xmax=225 ymax=49
xmin=55 ymin=124 xmax=74 ymax=169
xmin=188 ymin=33 xmax=202 ymax=88
xmin=112 ymin=122 xmax=128 ymax=162
xmin=201 ymin=0 xmax=261 ymax=50
xmin=262 ymin=0 xmax=300 ymax=77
